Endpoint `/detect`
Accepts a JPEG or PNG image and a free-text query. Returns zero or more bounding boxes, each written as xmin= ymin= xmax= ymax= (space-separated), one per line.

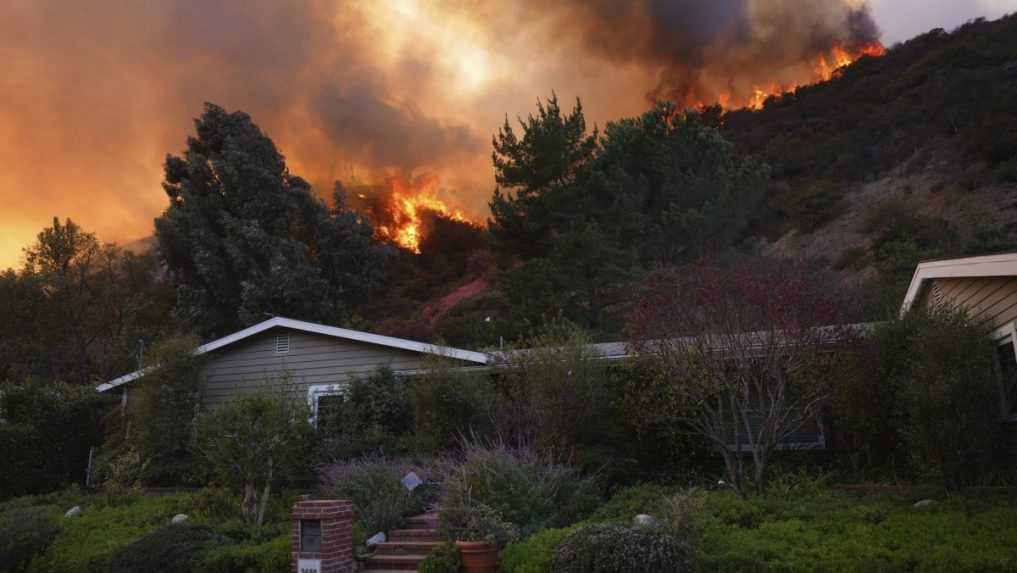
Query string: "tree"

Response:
xmin=156 ymin=103 xmax=390 ymax=337
xmin=198 ymin=390 xmax=313 ymax=526
xmin=627 ymin=260 xmax=851 ymax=497
xmin=4 ymin=218 xmax=173 ymax=384
xmin=489 ymin=95 xmax=598 ymax=258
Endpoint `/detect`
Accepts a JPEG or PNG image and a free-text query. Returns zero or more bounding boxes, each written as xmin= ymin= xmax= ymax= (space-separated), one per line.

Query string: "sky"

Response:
xmin=0 ymin=0 xmax=1015 ymax=270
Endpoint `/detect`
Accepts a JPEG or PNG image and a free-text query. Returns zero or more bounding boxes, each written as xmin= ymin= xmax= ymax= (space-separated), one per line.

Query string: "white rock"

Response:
xmin=913 ymin=499 xmax=937 ymax=509
xmin=402 ymin=471 xmax=423 ymax=491
xmin=171 ymin=514 xmax=189 ymax=524
xmin=64 ymin=506 xmax=82 ymax=518
xmin=366 ymin=532 xmax=386 ymax=547
xmin=632 ymin=514 xmax=658 ymax=528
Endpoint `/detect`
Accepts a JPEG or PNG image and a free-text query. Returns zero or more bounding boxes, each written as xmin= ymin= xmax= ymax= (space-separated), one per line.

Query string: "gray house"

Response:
xmin=97 ymin=316 xmax=491 ymax=422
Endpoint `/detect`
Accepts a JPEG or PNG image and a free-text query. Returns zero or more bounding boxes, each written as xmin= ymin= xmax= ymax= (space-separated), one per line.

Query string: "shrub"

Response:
xmin=833 ymin=306 xmax=1001 ymax=485
xmin=418 ymin=541 xmax=462 ymax=573
xmin=198 ymin=390 xmax=314 ymax=525
xmin=132 ymin=336 xmax=206 ymax=486
xmin=316 ymin=367 xmax=414 ymax=460
xmin=588 ymin=484 xmax=674 ymax=523
xmin=501 ymin=527 xmax=578 ymax=573
xmin=0 ymin=508 xmax=61 ymax=572
xmin=440 ymin=439 xmax=600 ymax=537
xmin=318 ymin=456 xmax=432 ymax=534
xmin=202 ymin=533 xmax=290 ymax=573
xmin=111 ymin=524 xmax=220 ymax=573
xmin=0 ymin=379 xmax=110 ymax=499
xmin=438 ymin=502 xmax=519 ymax=548
xmin=410 ymin=359 xmax=496 ymax=454
xmin=551 ymin=523 xmax=696 ymax=573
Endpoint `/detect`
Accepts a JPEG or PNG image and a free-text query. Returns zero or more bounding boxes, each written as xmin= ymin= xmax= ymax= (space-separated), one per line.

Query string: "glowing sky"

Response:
xmin=0 ymin=0 xmax=1014 ymax=270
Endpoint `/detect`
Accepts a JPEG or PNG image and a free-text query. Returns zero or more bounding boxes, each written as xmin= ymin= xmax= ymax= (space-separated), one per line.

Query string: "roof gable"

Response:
xmin=901 ymin=252 xmax=1017 ymax=314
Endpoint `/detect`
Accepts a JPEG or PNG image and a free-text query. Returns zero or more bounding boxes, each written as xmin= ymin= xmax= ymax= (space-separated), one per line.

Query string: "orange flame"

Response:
xmin=376 ymin=176 xmax=470 ymax=253
xmin=727 ymin=41 xmax=886 ymax=111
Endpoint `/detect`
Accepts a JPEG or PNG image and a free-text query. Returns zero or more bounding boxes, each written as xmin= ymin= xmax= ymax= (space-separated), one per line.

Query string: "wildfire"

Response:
xmin=731 ymin=41 xmax=886 ymax=110
xmin=374 ymin=176 xmax=471 ymax=253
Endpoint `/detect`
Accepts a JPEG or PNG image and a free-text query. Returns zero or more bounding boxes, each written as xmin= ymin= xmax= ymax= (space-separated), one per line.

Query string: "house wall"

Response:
xmin=923 ymin=276 xmax=1017 ymax=330
xmin=200 ymin=328 xmax=430 ymax=408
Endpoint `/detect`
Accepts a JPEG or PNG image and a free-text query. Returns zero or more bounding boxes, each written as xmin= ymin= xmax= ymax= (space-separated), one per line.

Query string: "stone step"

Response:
xmin=404 ymin=514 xmax=438 ymax=528
xmin=389 ymin=529 xmax=441 ymax=542
xmin=363 ymin=553 xmax=428 ymax=571
xmin=375 ymin=540 xmax=442 ymax=555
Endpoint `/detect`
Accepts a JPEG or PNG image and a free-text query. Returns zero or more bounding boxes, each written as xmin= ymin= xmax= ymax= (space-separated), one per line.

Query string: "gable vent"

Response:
xmin=275 ymin=334 xmax=290 ymax=353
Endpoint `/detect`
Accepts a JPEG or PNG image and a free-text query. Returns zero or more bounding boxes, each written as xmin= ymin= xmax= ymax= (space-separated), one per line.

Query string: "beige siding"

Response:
xmin=924 ymin=277 xmax=1017 ymax=330
xmin=201 ymin=328 xmax=430 ymax=408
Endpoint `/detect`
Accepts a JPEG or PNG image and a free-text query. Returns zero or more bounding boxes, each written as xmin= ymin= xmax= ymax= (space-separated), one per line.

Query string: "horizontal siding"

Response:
xmin=925 ymin=277 xmax=1017 ymax=330
xmin=200 ymin=328 xmax=430 ymax=408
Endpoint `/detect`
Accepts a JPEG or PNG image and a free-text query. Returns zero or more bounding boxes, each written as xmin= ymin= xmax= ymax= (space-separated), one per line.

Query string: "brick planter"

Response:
xmin=292 ymin=499 xmax=354 ymax=573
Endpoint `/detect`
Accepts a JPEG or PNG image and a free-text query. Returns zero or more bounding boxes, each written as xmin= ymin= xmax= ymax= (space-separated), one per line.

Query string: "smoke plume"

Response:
xmin=0 ymin=0 xmax=882 ymax=267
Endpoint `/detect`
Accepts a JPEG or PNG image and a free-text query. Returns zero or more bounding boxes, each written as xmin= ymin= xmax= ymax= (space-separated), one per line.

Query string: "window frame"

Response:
xmin=992 ymin=321 xmax=1017 ymax=423
xmin=306 ymin=383 xmax=347 ymax=427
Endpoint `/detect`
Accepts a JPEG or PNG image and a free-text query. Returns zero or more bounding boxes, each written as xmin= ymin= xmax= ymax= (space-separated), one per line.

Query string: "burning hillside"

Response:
xmin=347 ymin=175 xmax=473 ymax=253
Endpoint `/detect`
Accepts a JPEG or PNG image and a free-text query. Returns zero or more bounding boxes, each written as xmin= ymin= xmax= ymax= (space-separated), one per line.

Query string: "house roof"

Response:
xmin=900 ymin=252 xmax=1017 ymax=315
xmin=96 ymin=316 xmax=492 ymax=392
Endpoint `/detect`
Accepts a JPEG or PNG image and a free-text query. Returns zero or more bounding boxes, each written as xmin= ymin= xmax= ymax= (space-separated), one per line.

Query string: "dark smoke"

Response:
xmin=517 ymin=0 xmax=881 ymax=105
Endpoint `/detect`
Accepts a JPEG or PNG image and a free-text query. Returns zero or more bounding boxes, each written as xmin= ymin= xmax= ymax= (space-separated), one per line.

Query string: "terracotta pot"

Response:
xmin=456 ymin=540 xmax=498 ymax=573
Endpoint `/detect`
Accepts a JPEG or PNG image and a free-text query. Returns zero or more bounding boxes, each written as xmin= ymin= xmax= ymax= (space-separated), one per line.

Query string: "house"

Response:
xmin=97 ymin=316 xmax=492 ymax=423
xmin=901 ymin=252 xmax=1017 ymax=422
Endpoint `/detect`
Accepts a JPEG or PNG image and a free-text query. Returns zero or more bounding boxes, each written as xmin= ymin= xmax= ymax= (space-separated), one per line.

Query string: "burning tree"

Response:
xmin=627 ymin=261 xmax=853 ymax=497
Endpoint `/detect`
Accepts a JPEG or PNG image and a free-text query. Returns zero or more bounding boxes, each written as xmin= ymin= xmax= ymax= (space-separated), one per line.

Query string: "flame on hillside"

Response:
xmin=711 ymin=41 xmax=886 ymax=110
xmin=350 ymin=175 xmax=472 ymax=254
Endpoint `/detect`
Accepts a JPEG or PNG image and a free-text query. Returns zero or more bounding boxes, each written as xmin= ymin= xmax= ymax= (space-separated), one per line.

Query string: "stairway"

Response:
xmin=363 ymin=513 xmax=442 ymax=571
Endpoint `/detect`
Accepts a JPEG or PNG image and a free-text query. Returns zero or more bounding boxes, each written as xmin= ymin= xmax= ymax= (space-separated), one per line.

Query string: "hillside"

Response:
xmin=387 ymin=15 xmax=1017 ymax=346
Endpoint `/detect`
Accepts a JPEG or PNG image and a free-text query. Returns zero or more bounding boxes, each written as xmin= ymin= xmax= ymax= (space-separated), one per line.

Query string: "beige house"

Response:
xmin=901 ymin=252 xmax=1017 ymax=421
xmin=96 ymin=316 xmax=491 ymax=423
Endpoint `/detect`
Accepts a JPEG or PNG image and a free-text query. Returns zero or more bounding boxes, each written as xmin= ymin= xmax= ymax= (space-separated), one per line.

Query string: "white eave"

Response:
xmin=900 ymin=252 xmax=1017 ymax=315
xmin=97 ymin=316 xmax=491 ymax=392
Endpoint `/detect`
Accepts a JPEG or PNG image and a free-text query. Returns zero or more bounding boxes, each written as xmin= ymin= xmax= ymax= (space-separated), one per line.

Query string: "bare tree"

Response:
xmin=627 ymin=260 xmax=853 ymax=497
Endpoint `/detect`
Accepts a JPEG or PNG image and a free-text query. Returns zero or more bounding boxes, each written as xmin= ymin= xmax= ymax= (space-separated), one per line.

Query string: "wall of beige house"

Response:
xmin=920 ymin=276 xmax=1017 ymax=331
xmin=200 ymin=329 xmax=429 ymax=409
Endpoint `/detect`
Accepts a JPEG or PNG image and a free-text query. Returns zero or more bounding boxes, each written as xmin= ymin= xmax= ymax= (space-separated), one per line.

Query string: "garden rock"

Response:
xmin=171 ymin=514 xmax=189 ymax=524
xmin=913 ymin=499 xmax=937 ymax=509
xmin=366 ymin=532 xmax=386 ymax=546
xmin=64 ymin=506 xmax=82 ymax=518
xmin=632 ymin=514 xmax=658 ymax=528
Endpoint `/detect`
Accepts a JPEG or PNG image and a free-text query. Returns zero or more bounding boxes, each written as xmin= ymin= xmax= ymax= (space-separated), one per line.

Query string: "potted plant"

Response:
xmin=440 ymin=502 xmax=519 ymax=573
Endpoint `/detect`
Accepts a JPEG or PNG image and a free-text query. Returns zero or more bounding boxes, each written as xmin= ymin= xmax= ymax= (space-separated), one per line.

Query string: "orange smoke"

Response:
xmin=373 ymin=176 xmax=471 ymax=254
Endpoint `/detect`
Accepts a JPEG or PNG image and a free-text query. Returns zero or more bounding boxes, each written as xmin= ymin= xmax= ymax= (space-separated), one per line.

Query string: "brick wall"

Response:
xmin=292 ymin=499 xmax=354 ymax=573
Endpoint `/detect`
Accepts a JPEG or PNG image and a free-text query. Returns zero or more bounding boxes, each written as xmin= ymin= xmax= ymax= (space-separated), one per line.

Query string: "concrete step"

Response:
xmin=363 ymin=553 xmax=429 ymax=570
xmin=375 ymin=540 xmax=442 ymax=555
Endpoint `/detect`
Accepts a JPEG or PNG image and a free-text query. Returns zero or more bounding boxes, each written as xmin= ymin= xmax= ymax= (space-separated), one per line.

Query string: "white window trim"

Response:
xmin=993 ymin=322 xmax=1017 ymax=423
xmin=306 ymin=383 xmax=347 ymax=426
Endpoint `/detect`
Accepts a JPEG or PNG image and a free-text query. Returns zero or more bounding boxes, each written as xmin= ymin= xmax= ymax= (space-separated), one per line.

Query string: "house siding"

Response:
xmin=200 ymin=328 xmax=430 ymax=408
xmin=925 ymin=276 xmax=1017 ymax=330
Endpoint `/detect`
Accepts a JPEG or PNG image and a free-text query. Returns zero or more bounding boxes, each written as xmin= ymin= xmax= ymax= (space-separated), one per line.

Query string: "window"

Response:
xmin=307 ymin=383 xmax=347 ymax=427
xmin=275 ymin=334 xmax=290 ymax=353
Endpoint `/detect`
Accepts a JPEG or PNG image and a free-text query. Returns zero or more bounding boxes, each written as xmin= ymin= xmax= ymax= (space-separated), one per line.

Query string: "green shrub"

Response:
xmin=552 ymin=523 xmax=696 ymax=573
xmin=438 ymin=502 xmax=519 ymax=548
xmin=501 ymin=527 xmax=578 ymax=573
xmin=418 ymin=541 xmax=462 ymax=573
xmin=201 ymin=533 xmax=290 ymax=573
xmin=588 ymin=484 xmax=674 ymax=523
xmin=316 ymin=367 xmax=414 ymax=460
xmin=0 ymin=508 xmax=61 ymax=572
xmin=318 ymin=456 xmax=431 ymax=534
xmin=440 ymin=440 xmax=600 ymax=537
xmin=0 ymin=379 xmax=110 ymax=499
xmin=110 ymin=524 xmax=220 ymax=573
xmin=198 ymin=390 xmax=314 ymax=526
xmin=410 ymin=360 xmax=496 ymax=454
